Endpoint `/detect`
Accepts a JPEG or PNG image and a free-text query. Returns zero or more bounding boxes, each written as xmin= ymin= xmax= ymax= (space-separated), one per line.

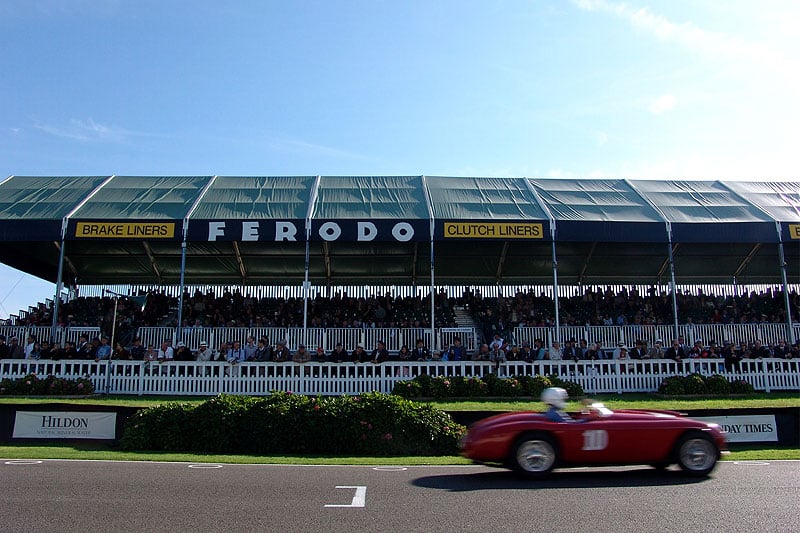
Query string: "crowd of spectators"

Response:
xmin=3 ymin=286 xmax=798 ymax=351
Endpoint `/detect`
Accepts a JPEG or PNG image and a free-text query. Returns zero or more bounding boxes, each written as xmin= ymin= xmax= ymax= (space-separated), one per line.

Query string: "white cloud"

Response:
xmin=596 ymin=131 xmax=609 ymax=146
xmin=573 ymin=0 xmax=800 ymax=89
xmin=34 ymin=118 xmax=152 ymax=143
xmin=648 ymin=94 xmax=676 ymax=114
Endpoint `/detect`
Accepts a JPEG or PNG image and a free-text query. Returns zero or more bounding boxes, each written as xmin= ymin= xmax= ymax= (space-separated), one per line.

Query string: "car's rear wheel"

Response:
xmin=512 ymin=432 xmax=557 ymax=478
xmin=675 ymin=432 xmax=718 ymax=476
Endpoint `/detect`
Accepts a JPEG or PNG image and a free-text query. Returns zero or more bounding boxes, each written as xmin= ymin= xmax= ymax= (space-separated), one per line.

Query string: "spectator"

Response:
xmin=548 ymin=341 xmax=563 ymax=361
xmin=351 ymin=345 xmax=368 ymax=363
xmin=226 ymin=340 xmax=246 ymax=364
xmin=517 ymin=341 xmax=534 ymax=362
xmin=313 ymin=346 xmax=327 ymax=363
xmin=272 ymin=339 xmax=291 ymax=362
xmin=397 ymin=344 xmax=412 ymax=362
xmin=25 ymin=335 xmax=37 ymax=358
xmin=645 ymin=339 xmax=664 ymax=360
xmin=447 ymin=337 xmax=467 ymax=361
xmin=0 ymin=335 xmax=9 ymax=358
xmin=254 ymin=339 xmax=272 ymax=362
xmin=244 ymin=336 xmax=258 ymax=361
xmin=129 ymin=338 xmax=145 ymax=360
xmin=665 ymin=340 xmax=687 ymax=362
xmin=157 ymin=340 xmax=174 ymax=362
xmin=472 ymin=343 xmax=491 ymax=361
xmin=329 ymin=342 xmax=348 ymax=363
xmin=174 ymin=341 xmax=193 ymax=362
xmin=196 ymin=341 xmax=215 ymax=362
xmin=369 ymin=341 xmax=389 ymax=364
xmin=293 ymin=344 xmax=312 ymax=363
xmin=112 ymin=341 xmax=131 ymax=360
xmin=413 ymin=338 xmax=430 ymax=361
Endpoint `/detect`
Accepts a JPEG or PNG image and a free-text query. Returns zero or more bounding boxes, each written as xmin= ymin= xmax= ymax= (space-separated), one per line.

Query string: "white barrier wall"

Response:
xmin=2 ymin=358 xmax=797 ymax=397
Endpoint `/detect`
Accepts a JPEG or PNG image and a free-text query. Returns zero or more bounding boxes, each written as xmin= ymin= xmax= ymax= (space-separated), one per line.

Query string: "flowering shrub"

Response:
xmin=121 ymin=392 xmax=465 ymax=456
xmin=391 ymin=373 xmax=582 ymax=399
xmin=0 ymin=374 xmax=94 ymax=396
xmin=659 ymin=374 xmax=755 ymax=396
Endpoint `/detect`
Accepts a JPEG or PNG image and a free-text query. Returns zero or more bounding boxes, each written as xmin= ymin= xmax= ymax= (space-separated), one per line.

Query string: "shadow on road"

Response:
xmin=411 ymin=467 xmax=712 ymax=491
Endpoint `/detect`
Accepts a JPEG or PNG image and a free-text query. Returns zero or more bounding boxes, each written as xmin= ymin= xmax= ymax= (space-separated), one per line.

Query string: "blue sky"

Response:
xmin=1 ymin=0 xmax=799 ymax=318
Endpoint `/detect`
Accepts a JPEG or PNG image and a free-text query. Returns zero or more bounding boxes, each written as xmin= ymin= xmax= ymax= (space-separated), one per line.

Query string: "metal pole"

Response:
xmin=303 ymin=238 xmax=310 ymax=347
xmin=551 ymin=238 xmax=561 ymax=341
xmin=176 ymin=240 xmax=187 ymax=345
xmin=667 ymin=240 xmax=680 ymax=343
xmin=51 ymin=238 xmax=67 ymax=347
xmin=776 ymin=224 xmax=795 ymax=344
xmin=430 ymin=237 xmax=436 ymax=352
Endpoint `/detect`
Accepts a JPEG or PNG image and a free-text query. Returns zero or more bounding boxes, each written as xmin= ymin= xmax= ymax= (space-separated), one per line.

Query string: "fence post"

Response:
xmin=761 ymin=360 xmax=771 ymax=393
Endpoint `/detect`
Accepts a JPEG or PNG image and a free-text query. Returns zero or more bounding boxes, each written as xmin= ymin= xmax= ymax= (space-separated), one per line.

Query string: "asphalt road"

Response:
xmin=0 ymin=460 xmax=797 ymax=533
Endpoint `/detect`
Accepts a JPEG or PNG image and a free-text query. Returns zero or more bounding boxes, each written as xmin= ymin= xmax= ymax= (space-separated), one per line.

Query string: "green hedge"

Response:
xmin=658 ymin=374 xmax=756 ymax=396
xmin=120 ymin=392 xmax=465 ymax=456
xmin=0 ymin=373 xmax=94 ymax=396
xmin=392 ymin=373 xmax=584 ymax=400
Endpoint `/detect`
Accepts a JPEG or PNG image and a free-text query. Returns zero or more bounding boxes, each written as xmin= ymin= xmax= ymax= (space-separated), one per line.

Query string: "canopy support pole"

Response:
xmin=51 ymin=238 xmax=67 ymax=347
xmin=303 ymin=238 xmax=311 ymax=347
xmin=430 ymin=237 xmax=436 ymax=352
xmin=176 ymin=240 xmax=187 ymax=345
xmin=776 ymin=223 xmax=795 ymax=344
xmin=551 ymin=237 xmax=560 ymax=342
xmin=666 ymin=223 xmax=679 ymax=342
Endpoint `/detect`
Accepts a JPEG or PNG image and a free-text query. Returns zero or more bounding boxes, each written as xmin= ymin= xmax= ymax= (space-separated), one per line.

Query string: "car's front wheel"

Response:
xmin=512 ymin=432 xmax=557 ymax=478
xmin=675 ymin=432 xmax=718 ymax=476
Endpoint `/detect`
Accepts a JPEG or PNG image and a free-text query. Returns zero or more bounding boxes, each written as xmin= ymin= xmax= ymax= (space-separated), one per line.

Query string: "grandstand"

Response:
xmin=1 ymin=176 xmax=798 ymax=395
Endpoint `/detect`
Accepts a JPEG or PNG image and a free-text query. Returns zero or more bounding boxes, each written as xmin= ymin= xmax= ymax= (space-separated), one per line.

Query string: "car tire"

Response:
xmin=512 ymin=432 xmax=558 ymax=478
xmin=675 ymin=432 xmax=718 ymax=476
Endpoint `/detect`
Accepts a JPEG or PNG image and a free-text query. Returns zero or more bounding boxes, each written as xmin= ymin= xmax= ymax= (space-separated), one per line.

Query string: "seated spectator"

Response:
xmin=517 ymin=341 xmax=534 ymax=362
xmin=472 ymin=343 xmax=491 ymax=361
xmin=369 ymin=341 xmax=389 ymax=364
xmin=665 ymin=340 xmax=687 ymax=362
xmin=157 ymin=340 xmax=174 ymax=362
xmin=397 ymin=345 xmax=412 ymax=361
xmin=226 ymin=340 xmax=246 ymax=364
xmin=350 ymin=345 xmax=368 ymax=363
xmin=749 ymin=340 xmax=770 ymax=359
xmin=244 ymin=336 xmax=258 ymax=361
xmin=129 ymin=338 xmax=145 ymax=360
xmin=61 ymin=341 xmax=78 ymax=360
xmin=548 ymin=341 xmax=563 ymax=361
xmin=313 ymin=346 xmax=327 ymax=362
xmin=329 ymin=342 xmax=348 ymax=363
xmin=174 ymin=341 xmax=193 ymax=362
xmin=446 ymin=337 xmax=467 ymax=361
xmin=0 ymin=335 xmax=9 ymax=358
xmin=272 ymin=339 xmax=291 ymax=362
xmin=645 ymin=339 xmax=664 ymax=359
xmin=413 ymin=339 xmax=430 ymax=361
xmin=293 ymin=344 xmax=312 ymax=363
xmin=196 ymin=341 xmax=215 ymax=362
xmin=112 ymin=341 xmax=131 ymax=360
xmin=144 ymin=344 xmax=158 ymax=362
xmin=254 ymin=339 xmax=272 ymax=362
xmin=95 ymin=336 xmax=112 ymax=361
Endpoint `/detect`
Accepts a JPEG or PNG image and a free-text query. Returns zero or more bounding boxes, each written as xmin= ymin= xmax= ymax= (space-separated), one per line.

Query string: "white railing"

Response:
xmin=2 ymin=358 xmax=797 ymax=396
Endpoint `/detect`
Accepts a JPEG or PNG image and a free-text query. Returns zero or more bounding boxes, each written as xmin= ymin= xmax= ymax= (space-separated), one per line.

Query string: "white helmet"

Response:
xmin=541 ymin=387 xmax=568 ymax=409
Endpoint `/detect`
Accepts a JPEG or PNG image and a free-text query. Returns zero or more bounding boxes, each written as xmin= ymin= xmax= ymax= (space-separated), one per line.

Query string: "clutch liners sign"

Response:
xmin=444 ymin=222 xmax=544 ymax=239
xmin=13 ymin=411 xmax=117 ymax=439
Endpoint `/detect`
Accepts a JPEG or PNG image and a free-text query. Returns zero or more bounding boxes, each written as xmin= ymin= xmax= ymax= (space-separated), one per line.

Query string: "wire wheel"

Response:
xmin=514 ymin=435 xmax=557 ymax=477
xmin=676 ymin=434 xmax=718 ymax=476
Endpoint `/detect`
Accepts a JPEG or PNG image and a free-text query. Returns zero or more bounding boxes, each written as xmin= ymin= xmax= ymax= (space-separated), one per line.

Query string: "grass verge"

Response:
xmin=0 ymin=443 xmax=796 ymax=463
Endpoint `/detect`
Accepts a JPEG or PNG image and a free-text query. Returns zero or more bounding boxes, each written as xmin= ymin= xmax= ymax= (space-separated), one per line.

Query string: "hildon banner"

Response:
xmin=13 ymin=411 xmax=117 ymax=440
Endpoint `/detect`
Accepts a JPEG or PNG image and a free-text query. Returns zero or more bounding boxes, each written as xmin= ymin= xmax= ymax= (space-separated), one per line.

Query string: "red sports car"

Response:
xmin=459 ymin=403 xmax=727 ymax=477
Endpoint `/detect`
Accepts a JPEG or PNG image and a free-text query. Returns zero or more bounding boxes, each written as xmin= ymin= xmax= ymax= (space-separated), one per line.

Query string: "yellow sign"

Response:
xmin=75 ymin=222 xmax=176 ymax=239
xmin=444 ymin=222 xmax=544 ymax=239
xmin=789 ymin=224 xmax=800 ymax=239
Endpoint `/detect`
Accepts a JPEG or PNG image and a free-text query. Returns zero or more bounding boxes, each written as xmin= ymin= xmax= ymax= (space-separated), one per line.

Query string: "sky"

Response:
xmin=1 ymin=0 xmax=799 ymax=319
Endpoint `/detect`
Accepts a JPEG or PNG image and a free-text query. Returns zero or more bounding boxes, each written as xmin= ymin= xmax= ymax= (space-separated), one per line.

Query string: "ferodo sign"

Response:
xmin=191 ymin=220 xmax=428 ymax=242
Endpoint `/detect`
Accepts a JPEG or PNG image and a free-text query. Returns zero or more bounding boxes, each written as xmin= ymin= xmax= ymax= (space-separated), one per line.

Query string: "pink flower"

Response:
xmin=25 ymin=381 xmax=31 ymax=386
xmin=77 ymin=383 xmax=84 ymax=389
xmin=382 ymin=433 xmax=393 ymax=440
xmin=313 ymin=405 xmax=320 ymax=411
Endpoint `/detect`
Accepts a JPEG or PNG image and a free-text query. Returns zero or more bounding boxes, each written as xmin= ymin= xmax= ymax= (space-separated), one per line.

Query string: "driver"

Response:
xmin=541 ymin=387 xmax=573 ymax=422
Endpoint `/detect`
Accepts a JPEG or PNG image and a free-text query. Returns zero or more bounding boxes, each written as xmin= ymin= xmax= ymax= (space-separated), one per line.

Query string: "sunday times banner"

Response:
xmin=13 ymin=411 xmax=117 ymax=440
xmin=694 ymin=415 xmax=778 ymax=443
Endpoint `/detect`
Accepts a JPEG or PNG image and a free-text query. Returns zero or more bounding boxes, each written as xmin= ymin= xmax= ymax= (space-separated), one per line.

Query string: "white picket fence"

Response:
xmin=2 ymin=358 xmax=797 ymax=396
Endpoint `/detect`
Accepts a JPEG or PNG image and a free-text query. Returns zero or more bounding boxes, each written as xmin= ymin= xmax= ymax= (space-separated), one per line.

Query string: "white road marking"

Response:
xmin=188 ymin=464 xmax=223 ymax=469
xmin=4 ymin=460 xmax=43 ymax=465
xmin=372 ymin=466 xmax=408 ymax=471
xmin=325 ymin=485 xmax=366 ymax=508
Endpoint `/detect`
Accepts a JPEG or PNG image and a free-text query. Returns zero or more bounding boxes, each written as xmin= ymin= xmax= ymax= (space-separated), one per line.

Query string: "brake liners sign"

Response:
xmin=444 ymin=222 xmax=544 ymax=239
xmin=75 ymin=222 xmax=175 ymax=238
xmin=789 ymin=224 xmax=800 ymax=239
xmin=13 ymin=411 xmax=117 ymax=439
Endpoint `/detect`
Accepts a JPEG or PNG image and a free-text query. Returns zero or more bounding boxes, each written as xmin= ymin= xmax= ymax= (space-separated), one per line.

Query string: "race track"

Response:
xmin=1 ymin=460 xmax=796 ymax=532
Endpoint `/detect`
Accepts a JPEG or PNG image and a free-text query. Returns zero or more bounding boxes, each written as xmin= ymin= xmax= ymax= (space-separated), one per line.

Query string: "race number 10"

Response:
xmin=581 ymin=429 xmax=608 ymax=451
